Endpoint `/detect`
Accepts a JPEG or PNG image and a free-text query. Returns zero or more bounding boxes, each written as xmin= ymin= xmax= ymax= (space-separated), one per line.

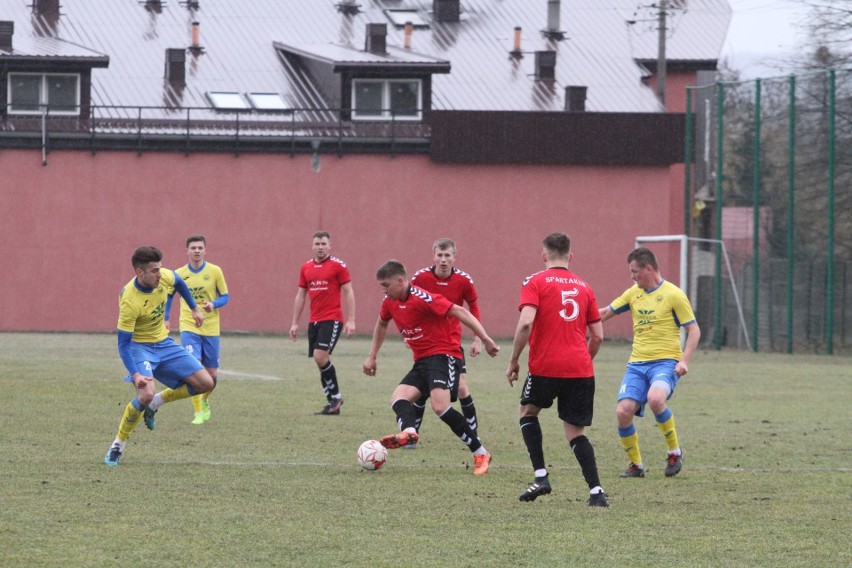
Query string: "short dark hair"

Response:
xmin=542 ymin=232 xmax=571 ymax=259
xmin=185 ymin=234 xmax=206 ymax=247
xmin=313 ymin=231 xmax=330 ymax=240
xmin=376 ymin=259 xmax=406 ymax=280
xmin=627 ymin=247 xmax=659 ymax=270
xmin=132 ymin=246 xmax=163 ymax=269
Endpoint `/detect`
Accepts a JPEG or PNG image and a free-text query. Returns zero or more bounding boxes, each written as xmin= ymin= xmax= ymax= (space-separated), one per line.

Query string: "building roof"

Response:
xmin=1 ymin=0 xmax=730 ymax=113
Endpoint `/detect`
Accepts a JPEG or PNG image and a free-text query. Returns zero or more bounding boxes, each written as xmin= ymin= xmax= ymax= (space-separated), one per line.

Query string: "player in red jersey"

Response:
xmin=290 ymin=231 xmax=355 ymax=415
xmin=506 ymin=233 xmax=609 ymax=506
xmin=363 ymin=260 xmax=500 ymax=475
xmin=410 ymin=238 xmax=483 ymax=444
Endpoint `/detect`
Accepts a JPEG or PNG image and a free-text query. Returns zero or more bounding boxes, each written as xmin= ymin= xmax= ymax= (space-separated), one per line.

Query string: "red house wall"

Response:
xmin=0 ymin=149 xmax=685 ymax=339
xmin=646 ymin=71 xmax=696 ymax=113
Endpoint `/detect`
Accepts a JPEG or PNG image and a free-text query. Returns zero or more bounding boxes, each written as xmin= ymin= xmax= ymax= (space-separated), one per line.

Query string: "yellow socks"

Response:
xmin=655 ymin=408 xmax=680 ymax=453
xmin=618 ymin=425 xmax=643 ymax=465
xmin=191 ymin=393 xmax=205 ymax=413
xmin=117 ymin=402 xmax=143 ymax=442
xmin=159 ymin=384 xmax=193 ymax=404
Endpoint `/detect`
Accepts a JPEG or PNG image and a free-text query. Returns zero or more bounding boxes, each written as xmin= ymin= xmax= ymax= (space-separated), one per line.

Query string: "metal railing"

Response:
xmin=0 ymin=103 xmax=432 ymax=157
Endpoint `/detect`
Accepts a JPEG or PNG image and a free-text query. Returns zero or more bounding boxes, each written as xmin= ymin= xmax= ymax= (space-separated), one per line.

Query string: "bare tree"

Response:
xmin=799 ymin=0 xmax=852 ymax=70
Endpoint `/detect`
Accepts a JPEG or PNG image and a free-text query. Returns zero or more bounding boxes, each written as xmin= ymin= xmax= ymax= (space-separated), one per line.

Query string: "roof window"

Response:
xmin=206 ymin=92 xmax=249 ymax=110
xmin=384 ymin=9 xmax=429 ymax=28
xmin=247 ymin=93 xmax=290 ymax=111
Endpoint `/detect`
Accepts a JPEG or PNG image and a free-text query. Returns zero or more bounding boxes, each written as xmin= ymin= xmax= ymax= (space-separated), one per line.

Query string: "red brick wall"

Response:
xmin=1 ymin=149 xmax=685 ymax=339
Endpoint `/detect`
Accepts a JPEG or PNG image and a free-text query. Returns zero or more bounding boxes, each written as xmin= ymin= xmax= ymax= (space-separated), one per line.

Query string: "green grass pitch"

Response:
xmin=0 ymin=333 xmax=849 ymax=567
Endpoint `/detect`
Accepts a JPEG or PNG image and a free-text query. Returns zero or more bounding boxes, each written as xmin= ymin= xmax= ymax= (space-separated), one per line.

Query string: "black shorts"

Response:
xmin=308 ymin=320 xmax=342 ymax=357
xmin=519 ymin=374 xmax=596 ymax=426
xmin=402 ymin=354 xmax=461 ymax=402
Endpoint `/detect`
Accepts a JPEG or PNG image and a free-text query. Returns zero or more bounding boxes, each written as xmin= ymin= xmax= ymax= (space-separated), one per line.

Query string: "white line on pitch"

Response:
xmin=217 ymin=369 xmax=287 ymax=381
xmin=144 ymin=460 xmax=852 ymax=474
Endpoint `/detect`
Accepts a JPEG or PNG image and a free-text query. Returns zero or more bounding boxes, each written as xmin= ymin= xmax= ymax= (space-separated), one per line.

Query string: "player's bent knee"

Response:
xmin=313 ymin=351 xmax=330 ymax=367
xmin=189 ymin=370 xmax=215 ymax=394
xmin=616 ymin=401 xmax=637 ymax=423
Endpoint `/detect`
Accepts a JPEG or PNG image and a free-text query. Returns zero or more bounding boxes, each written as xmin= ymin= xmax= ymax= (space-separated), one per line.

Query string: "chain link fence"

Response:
xmin=685 ymin=68 xmax=851 ymax=354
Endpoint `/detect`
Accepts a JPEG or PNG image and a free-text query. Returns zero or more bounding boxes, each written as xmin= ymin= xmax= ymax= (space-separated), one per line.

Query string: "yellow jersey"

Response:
xmin=609 ymin=280 xmax=696 ymax=363
xmin=175 ymin=261 xmax=228 ymax=336
xmin=117 ymin=268 xmax=176 ymax=343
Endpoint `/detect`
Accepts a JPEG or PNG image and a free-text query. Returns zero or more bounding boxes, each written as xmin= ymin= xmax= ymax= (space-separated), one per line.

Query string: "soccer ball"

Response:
xmin=357 ymin=440 xmax=388 ymax=470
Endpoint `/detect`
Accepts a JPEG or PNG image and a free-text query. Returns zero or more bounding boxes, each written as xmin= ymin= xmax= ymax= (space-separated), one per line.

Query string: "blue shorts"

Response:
xmin=122 ymin=337 xmax=204 ymax=389
xmin=180 ymin=331 xmax=220 ymax=369
xmin=618 ymin=360 xmax=680 ymax=417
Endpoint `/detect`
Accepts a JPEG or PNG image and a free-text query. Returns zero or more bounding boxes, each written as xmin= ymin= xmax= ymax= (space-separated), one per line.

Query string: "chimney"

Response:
xmin=565 ymin=86 xmax=587 ymax=112
xmin=34 ymin=0 xmax=61 ymax=18
xmin=542 ymin=0 xmax=566 ymax=41
xmin=511 ymin=26 xmax=522 ymax=56
xmin=190 ymin=21 xmax=201 ymax=50
xmin=534 ymin=50 xmax=556 ymax=80
xmin=165 ymin=48 xmax=186 ymax=86
xmin=547 ymin=0 xmax=560 ymax=32
xmin=433 ymin=0 xmax=460 ymax=23
xmin=0 ymin=21 xmax=13 ymax=52
xmin=404 ymin=21 xmax=413 ymax=49
xmin=336 ymin=0 xmax=360 ymax=15
xmin=365 ymin=23 xmax=387 ymax=54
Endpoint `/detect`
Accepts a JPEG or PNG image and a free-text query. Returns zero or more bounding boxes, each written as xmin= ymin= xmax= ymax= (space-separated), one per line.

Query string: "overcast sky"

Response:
xmin=722 ymin=0 xmax=811 ymax=77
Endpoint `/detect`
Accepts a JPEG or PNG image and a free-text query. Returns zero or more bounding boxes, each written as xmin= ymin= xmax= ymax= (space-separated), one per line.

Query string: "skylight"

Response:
xmin=384 ymin=9 xmax=429 ymax=28
xmin=247 ymin=93 xmax=290 ymax=111
xmin=206 ymin=92 xmax=249 ymax=110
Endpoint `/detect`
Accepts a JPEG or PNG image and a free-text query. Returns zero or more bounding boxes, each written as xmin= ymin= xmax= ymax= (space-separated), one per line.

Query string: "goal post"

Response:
xmin=635 ymin=234 xmax=751 ymax=351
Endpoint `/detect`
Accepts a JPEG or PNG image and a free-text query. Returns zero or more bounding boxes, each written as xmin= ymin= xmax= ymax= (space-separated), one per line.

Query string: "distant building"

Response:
xmin=0 ymin=0 xmax=731 ymax=336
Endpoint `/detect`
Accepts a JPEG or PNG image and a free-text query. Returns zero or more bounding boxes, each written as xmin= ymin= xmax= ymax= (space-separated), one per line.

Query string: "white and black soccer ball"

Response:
xmin=357 ymin=440 xmax=388 ymax=470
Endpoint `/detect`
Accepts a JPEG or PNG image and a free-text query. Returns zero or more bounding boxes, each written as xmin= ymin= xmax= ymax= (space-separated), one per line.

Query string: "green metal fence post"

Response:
xmin=826 ymin=69 xmax=836 ymax=354
xmin=751 ymin=79 xmax=761 ymax=352
xmin=786 ymin=75 xmax=796 ymax=354
xmin=714 ymin=82 xmax=725 ymax=350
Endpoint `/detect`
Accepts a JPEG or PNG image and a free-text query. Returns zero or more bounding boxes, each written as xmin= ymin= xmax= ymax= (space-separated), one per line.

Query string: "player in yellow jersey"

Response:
xmin=104 ymin=246 xmax=215 ymax=467
xmin=599 ymin=247 xmax=701 ymax=478
xmin=168 ymin=235 xmax=229 ymax=424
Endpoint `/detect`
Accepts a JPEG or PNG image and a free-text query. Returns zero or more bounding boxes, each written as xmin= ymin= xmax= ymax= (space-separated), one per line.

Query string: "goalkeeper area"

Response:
xmin=636 ymin=234 xmax=751 ymax=351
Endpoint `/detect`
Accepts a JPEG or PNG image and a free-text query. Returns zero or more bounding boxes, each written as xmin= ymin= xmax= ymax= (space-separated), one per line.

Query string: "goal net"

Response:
xmin=635 ymin=234 xmax=751 ymax=351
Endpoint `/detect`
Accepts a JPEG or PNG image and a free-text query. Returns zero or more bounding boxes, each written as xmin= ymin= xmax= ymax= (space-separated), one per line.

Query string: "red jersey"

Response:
xmin=411 ymin=267 xmax=480 ymax=344
xmin=518 ymin=267 xmax=600 ymax=378
xmin=297 ymin=256 xmax=351 ymax=322
xmin=380 ymin=285 xmax=462 ymax=361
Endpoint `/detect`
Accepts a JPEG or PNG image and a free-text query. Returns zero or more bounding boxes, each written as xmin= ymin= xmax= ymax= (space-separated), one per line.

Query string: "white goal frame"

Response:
xmin=635 ymin=234 xmax=751 ymax=351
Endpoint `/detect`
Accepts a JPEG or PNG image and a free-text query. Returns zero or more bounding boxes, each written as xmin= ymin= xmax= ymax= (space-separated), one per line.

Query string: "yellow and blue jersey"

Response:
xmin=175 ymin=261 xmax=229 ymax=336
xmin=117 ymin=268 xmax=176 ymax=343
xmin=609 ymin=280 xmax=696 ymax=363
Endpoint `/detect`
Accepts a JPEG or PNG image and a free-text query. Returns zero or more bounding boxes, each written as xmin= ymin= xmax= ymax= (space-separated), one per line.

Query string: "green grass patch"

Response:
xmin=0 ymin=333 xmax=849 ymax=567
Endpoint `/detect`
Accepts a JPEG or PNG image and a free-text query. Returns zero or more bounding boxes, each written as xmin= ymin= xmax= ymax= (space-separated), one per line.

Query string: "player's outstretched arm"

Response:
xmin=676 ymin=322 xmax=701 ymax=376
xmin=587 ymin=321 xmax=603 ymax=359
xmin=290 ymin=287 xmax=307 ymax=341
xmin=363 ymin=317 xmax=389 ymax=376
xmin=506 ymin=305 xmax=536 ymax=386
xmin=449 ymin=305 xmax=499 ymax=357
xmin=342 ymin=282 xmax=356 ymax=338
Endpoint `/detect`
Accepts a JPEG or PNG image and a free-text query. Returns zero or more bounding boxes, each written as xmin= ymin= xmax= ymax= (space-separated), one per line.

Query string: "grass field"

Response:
xmin=1 ymin=333 xmax=849 ymax=567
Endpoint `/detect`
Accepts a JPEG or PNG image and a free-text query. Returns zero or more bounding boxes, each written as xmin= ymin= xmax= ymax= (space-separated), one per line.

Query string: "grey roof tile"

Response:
xmin=0 ymin=0 xmax=730 ymax=113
